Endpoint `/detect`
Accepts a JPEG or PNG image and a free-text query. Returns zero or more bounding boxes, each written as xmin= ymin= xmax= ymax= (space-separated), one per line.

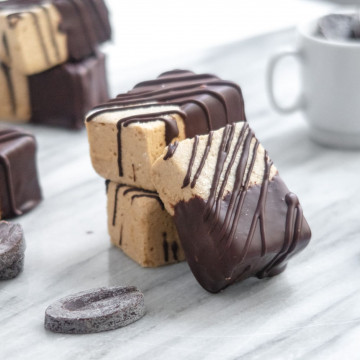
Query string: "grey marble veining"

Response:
xmin=1 ymin=27 xmax=360 ymax=360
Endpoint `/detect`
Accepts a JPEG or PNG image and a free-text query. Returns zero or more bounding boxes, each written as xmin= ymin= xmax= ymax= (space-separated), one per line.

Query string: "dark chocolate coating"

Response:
xmin=87 ymin=70 xmax=246 ymax=176
xmin=0 ymin=127 xmax=42 ymax=218
xmin=44 ymin=286 xmax=145 ymax=334
xmin=175 ymin=179 xmax=311 ymax=293
xmin=29 ymin=51 xmax=109 ymax=129
xmin=172 ymin=123 xmax=311 ymax=293
xmin=0 ymin=221 xmax=25 ymax=280
xmin=53 ymin=0 xmax=111 ymax=60
xmin=0 ymin=0 xmax=111 ymax=61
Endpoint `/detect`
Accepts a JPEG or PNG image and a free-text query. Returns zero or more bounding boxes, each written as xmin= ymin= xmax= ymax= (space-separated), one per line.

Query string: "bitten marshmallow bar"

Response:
xmin=107 ymin=181 xmax=184 ymax=267
xmin=0 ymin=127 xmax=42 ymax=218
xmin=0 ymin=0 xmax=111 ymax=75
xmin=86 ymin=70 xmax=246 ymax=190
xmin=152 ymin=122 xmax=312 ymax=293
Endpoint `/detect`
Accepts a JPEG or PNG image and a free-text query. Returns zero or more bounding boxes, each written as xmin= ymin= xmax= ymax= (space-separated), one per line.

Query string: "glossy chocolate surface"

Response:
xmin=172 ymin=123 xmax=311 ymax=293
xmin=54 ymin=0 xmax=111 ymax=60
xmin=29 ymin=52 xmax=108 ymax=129
xmin=0 ymin=127 xmax=42 ymax=218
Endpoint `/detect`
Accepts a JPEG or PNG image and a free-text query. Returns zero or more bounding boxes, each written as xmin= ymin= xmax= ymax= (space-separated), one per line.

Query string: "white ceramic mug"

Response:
xmin=267 ymin=15 xmax=360 ymax=149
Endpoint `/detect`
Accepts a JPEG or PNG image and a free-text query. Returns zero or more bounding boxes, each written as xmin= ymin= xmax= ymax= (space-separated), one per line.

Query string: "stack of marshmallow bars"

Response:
xmin=86 ymin=70 xmax=312 ymax=293
xmin=86 ymin=70 xmax=247 ymax=267
xmin=0 ymin=0 xmax=111 ymax=128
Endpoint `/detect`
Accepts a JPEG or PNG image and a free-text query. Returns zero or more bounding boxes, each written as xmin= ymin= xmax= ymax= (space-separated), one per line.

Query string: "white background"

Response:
xmin=103 ymin=0 xmax=339 ymax=94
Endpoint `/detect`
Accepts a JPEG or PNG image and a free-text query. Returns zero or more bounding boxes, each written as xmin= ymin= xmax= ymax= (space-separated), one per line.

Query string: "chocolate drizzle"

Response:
xmin=257 ymin=192 xmax=304 ymax=278
xmin=105 ymin=179 xmax=110 ymax=194
xmin=2 ymin=32 xmax=10 ymax=59
xmin=119 ymin=225 xmax=123 ymax=246
xmin=182 ymin=136 xmax=199 ymax=188
xmin=112 ymin=184 xmax=126 ymax=225
xmin=237 ymin=151 xmax=272 ymax=261
xmin=108 ymin=182 xmax=181 ymax=265
xmin=217 ymin=125 xmax=256 ymax=242
xmin=122 ymin=113 xmax=180 ymax=145
xmin=7 ymin=11 xmax=51 ymax=66
xmin=171 ymin=241 xmax=179 ymax=261
xmin=0 ymin=62 xmax=16 ymax=115
xmin=86 ymin=70 xmax=246 ymax=178
xmin=123 ymin=187 xmax=162 ymax=207
xmin=204 ymin=124 xmax=236 ymax=221
xmin=131 ymin=194 xmax=164 ymax=210
xmin=53 ymin=0 xmax=111 ymax=60
xmin=162 ymin=232 xmax=169 ymax=262
xmin=172 ymin=123 xmax=311 ymax=292
xmin=163 ymin=233 xmax=181 ymax=262
xmin=164 ymin=141 xmax=178 ymax=160
xmin=191 ymin=131 xmax=213 ymax=188
xmin=111 ymin=184 xmax=165 ymax=227
xmin=116 ymin=111 xmax=182 ymax=176
xmin=131 ymin=164 xmax=136 ymax=182
xmin=40 ymin=5 xmax=61 ymax=62
xmin=2 ymin=2 xmax=54 ymax=68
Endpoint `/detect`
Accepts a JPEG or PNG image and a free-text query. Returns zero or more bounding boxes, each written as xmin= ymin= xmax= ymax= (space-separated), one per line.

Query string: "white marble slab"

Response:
xmin=1 ymin=28 xmax=360 ymax=360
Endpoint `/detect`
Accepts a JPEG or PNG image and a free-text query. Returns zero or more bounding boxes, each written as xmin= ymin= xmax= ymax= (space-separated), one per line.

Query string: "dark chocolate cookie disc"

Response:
xmin=0 ymin=255 xmax=25 ymax=280
xmin=0 ymin=221 xmax=25 ymax=280
xmin=44 ymin=286 xmax=145 ymax=334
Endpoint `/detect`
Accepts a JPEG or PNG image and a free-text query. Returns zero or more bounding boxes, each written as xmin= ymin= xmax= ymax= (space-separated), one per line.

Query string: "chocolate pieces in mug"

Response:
xmin=318 ymin=14 xmax=360 ymax=41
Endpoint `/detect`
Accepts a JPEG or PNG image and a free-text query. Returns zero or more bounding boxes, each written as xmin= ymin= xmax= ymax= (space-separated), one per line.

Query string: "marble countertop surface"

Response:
xmin=1 ymin=27 xmax=360 ymax=360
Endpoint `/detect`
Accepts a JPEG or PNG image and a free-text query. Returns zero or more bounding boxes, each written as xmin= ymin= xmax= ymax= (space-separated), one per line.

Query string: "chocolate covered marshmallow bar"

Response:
xmin=0 ymin=0 xmax=111 ymax=75
xmin=106 ymin=181 xmax=184 ymax=267
xmin=0 ymin=127 xmax=42 ymax=218
xmin=0 ymin=51 xmax=108 ymax=128
xmin=152 ymin=122 xmax=312 ymax=292
xmin=86 ymin=70 xmax=246 ymax=190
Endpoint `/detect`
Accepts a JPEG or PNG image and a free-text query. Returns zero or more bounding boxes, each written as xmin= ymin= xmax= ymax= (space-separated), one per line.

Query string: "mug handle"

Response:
xmin=266 ymin=49 xmax=304 ymax=114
